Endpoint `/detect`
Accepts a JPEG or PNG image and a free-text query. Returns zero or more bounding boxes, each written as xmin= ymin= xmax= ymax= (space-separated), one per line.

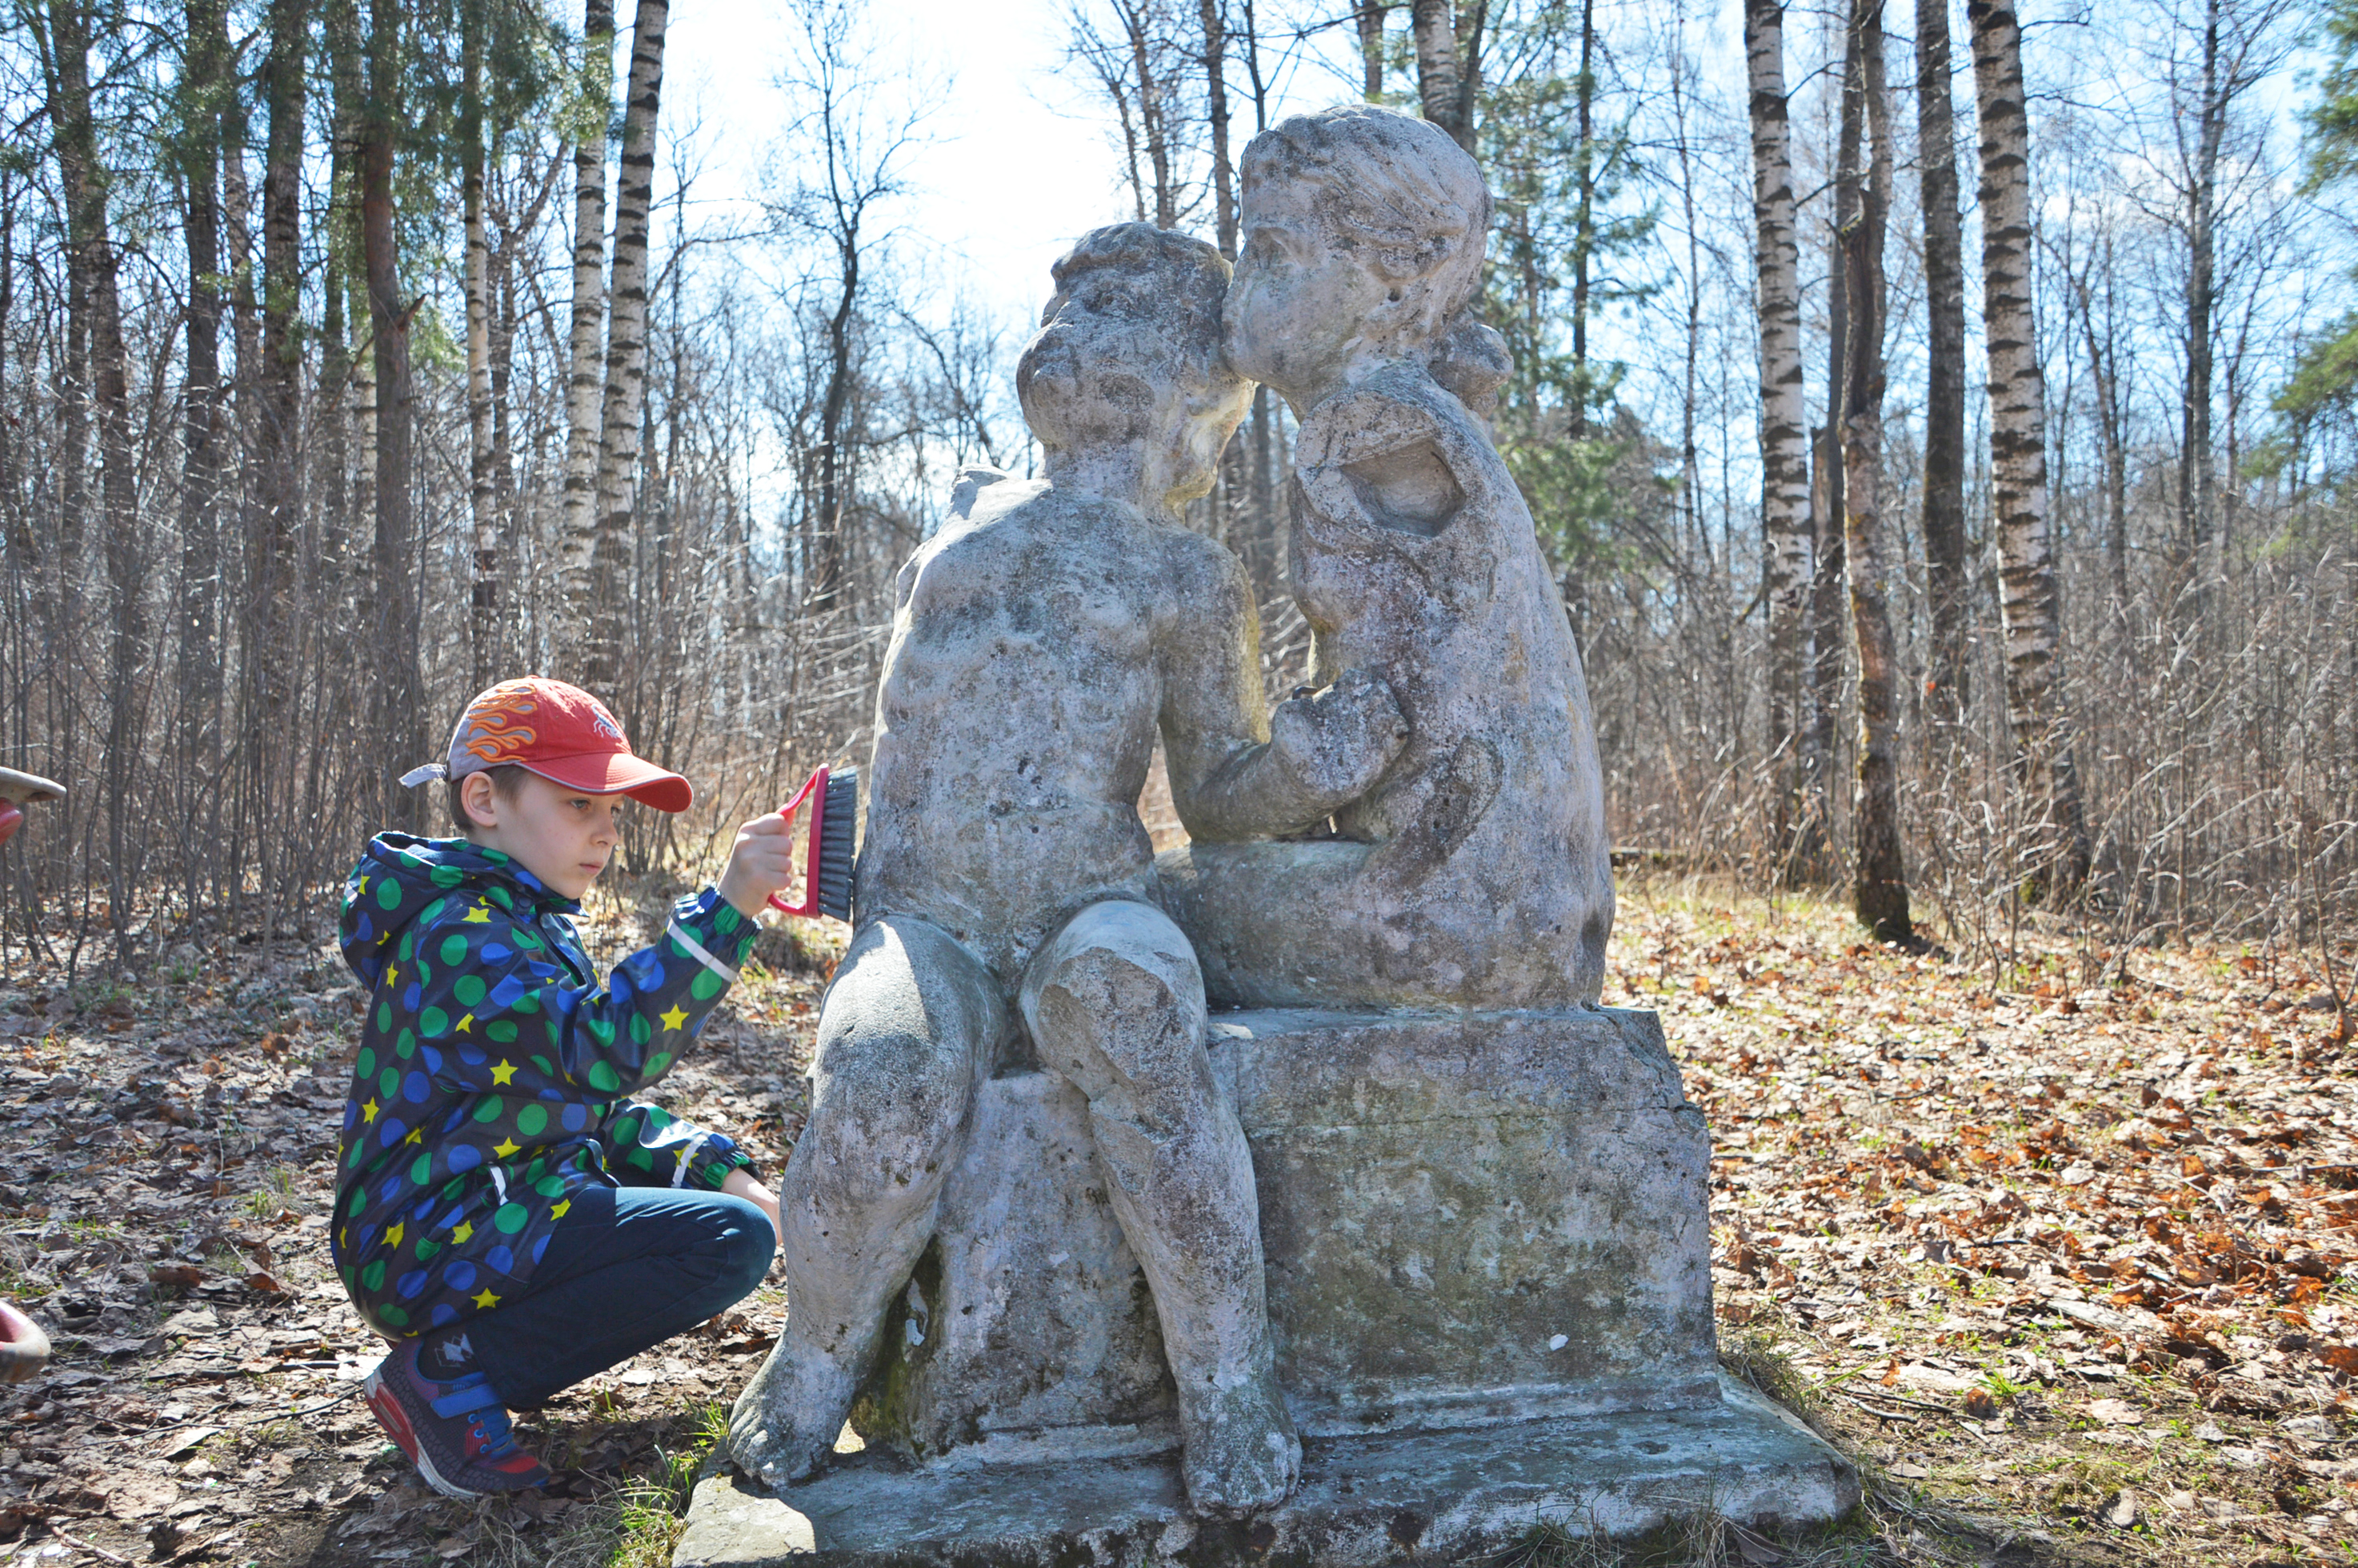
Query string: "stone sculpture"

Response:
xmin=1159 ymin=104 xmax=1615 ymax=1010
xmin=724 ymin=223 xmax=1410 ymax=1518
xmin=699 ymin=109 xmax=1857 ymax=1568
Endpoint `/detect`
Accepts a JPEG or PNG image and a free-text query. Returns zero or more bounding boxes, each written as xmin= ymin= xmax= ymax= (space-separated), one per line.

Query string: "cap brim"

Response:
xmin=519 ymin=754 xmax=694 ymax=814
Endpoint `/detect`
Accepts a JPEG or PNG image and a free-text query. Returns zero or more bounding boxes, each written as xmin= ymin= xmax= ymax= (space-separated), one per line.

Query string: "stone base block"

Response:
xmin=851 ymin=1006 xmax=1716 ymax=1462
xmin=675 ymin=1378 xmax=1862 ymax=1568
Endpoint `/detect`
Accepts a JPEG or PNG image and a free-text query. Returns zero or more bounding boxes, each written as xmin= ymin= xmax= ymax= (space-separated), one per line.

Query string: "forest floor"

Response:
xmin=0 ymin=873 xmax=2352 ymax=1568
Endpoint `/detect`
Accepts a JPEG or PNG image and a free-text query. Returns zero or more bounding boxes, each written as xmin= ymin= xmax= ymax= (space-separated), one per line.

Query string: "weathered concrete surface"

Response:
xmin=852 ymin=1006 xmax=1715 ymax=1463
xmin=731 ymin=225 xmax=1406 ymax=1510
xmin=674 ymin=1377 xmax=1860 ymax=1568
xmin=1191 ymin=103 xmax=1616 ymax=1013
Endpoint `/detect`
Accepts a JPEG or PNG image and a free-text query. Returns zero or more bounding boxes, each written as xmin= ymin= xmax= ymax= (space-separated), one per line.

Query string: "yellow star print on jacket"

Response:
xmin=331 ymin=833 xmax=759 ymax=1337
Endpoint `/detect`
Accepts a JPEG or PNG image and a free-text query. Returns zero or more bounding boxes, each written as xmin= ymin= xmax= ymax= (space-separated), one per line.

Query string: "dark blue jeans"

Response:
xmin=442 ymin=1184 xmax=774 ymax=1410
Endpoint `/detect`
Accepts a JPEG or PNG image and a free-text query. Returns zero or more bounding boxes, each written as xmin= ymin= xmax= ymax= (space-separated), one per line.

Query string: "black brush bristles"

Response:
xmin=815 ymin=766 xmax=858 ymax=922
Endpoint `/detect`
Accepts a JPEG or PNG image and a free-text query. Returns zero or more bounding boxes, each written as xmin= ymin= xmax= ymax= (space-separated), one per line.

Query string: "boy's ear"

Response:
xmin=459 ymin=771 xmax=500 ymax=831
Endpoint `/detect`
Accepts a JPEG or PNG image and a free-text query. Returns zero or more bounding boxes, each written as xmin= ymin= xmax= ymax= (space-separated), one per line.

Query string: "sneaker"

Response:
xmin=362 ymin=1338 xmax=550 ymax=1498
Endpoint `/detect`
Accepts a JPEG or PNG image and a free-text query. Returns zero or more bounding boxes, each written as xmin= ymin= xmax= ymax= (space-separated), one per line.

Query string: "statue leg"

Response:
xmin=728 ymin=915 xmax=1000 ymax=1489
xmin=1019 ymin=900 xmax=1300 ymax=1518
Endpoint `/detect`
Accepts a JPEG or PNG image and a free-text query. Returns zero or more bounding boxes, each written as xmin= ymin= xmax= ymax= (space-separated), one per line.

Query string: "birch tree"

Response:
xmin=1967 ymin=0 xmax=2090 ymax=892
xmin=583 ymin=0 xmax=671 ymax=686
xmin=464 ymin=0 xmax=500 ymax=688
xmin=558 ymin=0 xmax=615 ymax=641
xmin=1744 ymin=0 xmax=1812 ymax=822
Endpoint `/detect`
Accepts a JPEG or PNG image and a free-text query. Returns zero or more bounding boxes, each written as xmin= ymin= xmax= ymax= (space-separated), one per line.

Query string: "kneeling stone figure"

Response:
xmin=725 ymin=223 xmax=1407 ymax=1518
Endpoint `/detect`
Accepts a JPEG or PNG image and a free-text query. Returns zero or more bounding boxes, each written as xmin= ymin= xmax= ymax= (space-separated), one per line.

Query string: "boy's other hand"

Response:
xmin=721 ymin=1168 xmax=781 ymax=1248
xmin=718 ymin=813 xmax=801 ymax=919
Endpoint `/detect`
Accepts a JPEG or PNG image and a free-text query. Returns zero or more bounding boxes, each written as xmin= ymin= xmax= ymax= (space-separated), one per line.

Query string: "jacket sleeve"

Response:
xmin=398 ymin=887 xmax=760 ymax=1098
xmin=599 ymin=1098 xmax=757 ymax=1190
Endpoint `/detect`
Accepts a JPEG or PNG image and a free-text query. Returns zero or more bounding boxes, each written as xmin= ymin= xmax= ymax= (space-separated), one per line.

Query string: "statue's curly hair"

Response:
xmin=1017 ymin=223 xmax=1239 ymax=450
xmin=1239 ymin=106 xmax=1507 ymax=411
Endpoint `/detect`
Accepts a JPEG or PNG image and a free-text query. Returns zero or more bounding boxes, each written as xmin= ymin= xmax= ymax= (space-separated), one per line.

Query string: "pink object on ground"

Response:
xmin=0 ymin=1301 xmax=50 ymax=1386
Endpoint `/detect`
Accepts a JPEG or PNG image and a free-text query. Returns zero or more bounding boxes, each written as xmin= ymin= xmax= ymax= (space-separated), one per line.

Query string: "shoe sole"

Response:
xmin=363 ymin=1361 xmax=505 ymax=1501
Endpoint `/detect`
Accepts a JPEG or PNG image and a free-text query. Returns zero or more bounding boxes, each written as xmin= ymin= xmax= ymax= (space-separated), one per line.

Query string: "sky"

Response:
xmin=656 ymin=0 xmax=1378 ymax=332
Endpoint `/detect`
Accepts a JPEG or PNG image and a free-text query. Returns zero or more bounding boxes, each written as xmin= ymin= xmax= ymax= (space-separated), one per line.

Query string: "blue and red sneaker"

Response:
xmin=362 ymin=1338 xmax=550 ymax=1498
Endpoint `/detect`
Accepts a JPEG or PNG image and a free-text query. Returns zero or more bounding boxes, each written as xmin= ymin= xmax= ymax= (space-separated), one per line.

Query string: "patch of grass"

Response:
xmin=1720 ymin=1326 xmax=1826 ymax=1426
xmin=240 ymin=1165 xmax=301 ymax=1221
xmin=606 ymin=1401 xmax=730 ymax=1568
xmin=1498 ymin=1510 xmax=1615 ymax=1568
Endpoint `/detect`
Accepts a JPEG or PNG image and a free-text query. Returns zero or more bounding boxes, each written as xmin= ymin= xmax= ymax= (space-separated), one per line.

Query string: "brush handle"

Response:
xmin=767 ymin=766 xmax=832 ymax=917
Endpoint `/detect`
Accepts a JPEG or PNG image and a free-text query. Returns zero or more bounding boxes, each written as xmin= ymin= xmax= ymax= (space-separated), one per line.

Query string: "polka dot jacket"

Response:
xmin=330 ymin=833 xmax=761 ymax=1338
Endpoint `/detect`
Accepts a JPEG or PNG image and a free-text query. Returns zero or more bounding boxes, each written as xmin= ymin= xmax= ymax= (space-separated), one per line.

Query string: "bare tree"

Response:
xmin=1411 ymin=0 xmax=1484 ymax=154
xmin=363 ymin=0 xmax=423 ymax=826
xmin=585 ymin=0 xmax=672 ymax=686
xmin=1916 ymin=0 xmax=1970 ymax=740
xmin=779 ymin=0 xmax=925 ymax=607
xmin=1968 ymin=0 xmax=2090 ymax=892
xmin=464 ymin=0 xmax=501 ymax=687
xmin=558 ymin=0 xmax=615 ymax=644
xmin=1744 ymin=0 xmax=1812 ymax=837
xmin=43 ymin=0 xmax=146 ymax=953
xmin=1840 ymin=0 xmax=1909 ymax=941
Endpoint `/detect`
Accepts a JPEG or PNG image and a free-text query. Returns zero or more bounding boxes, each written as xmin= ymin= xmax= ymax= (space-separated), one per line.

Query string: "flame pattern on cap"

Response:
xmin=457 ymin=682 xmax=542 ymax=763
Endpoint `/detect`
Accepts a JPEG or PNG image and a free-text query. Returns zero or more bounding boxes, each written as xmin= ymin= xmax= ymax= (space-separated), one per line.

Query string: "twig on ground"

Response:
xmin=43 ymin=1522 xmax=133 ymax=1566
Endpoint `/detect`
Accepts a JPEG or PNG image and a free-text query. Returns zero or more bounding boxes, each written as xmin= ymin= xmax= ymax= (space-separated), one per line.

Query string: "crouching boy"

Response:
xmin=336 ymin=678 xmax=798 ymax=1498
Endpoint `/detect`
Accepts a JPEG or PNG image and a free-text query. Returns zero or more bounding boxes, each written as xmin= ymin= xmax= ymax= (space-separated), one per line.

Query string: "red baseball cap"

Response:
xmin=398 ymin=678 xmax=692 ymax=813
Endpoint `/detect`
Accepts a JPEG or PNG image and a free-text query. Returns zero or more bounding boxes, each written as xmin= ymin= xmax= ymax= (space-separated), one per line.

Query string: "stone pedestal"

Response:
xmin=678 ymin=1378 xmax=1860 ymax=1568
xmin=850 ymin=1006 xmax=1716 ymax=1463
xmin=680 ymin=1007 xmax=1858 ymax=1564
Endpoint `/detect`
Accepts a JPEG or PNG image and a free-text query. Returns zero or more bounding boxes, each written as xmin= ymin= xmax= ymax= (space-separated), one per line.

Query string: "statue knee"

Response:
xmin=801 ymin=1044 xmax=973 ymax=1205
xmin=1023 ymin=903 xmax=1211 ymax=1106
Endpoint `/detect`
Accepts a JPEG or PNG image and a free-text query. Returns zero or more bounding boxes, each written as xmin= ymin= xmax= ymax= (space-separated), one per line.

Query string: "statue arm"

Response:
xmin=1159 ymin=546 xmax=1407 ymax=842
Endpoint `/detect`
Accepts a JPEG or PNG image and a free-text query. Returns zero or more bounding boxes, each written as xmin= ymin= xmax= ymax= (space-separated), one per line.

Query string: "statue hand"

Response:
xmin=1268 ymin=666 xmax=1408 ymax=807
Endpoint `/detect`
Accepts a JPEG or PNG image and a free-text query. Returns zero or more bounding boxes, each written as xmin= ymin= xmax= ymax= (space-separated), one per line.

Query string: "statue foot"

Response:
xmin=1178 ymin=1371 xmax=1301 ymax=1519
xmin=726 ymin=1335 xmax=858 ymax=1491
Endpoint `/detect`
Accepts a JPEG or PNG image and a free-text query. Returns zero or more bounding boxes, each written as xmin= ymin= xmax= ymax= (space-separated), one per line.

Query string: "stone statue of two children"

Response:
xmin=727 ymin=104 xmax=1615 ymax=1519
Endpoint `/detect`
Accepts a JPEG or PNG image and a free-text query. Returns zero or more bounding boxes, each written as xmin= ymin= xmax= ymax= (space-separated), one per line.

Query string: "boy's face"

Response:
xmin=460 ymin=771 xmax=623 ymax=901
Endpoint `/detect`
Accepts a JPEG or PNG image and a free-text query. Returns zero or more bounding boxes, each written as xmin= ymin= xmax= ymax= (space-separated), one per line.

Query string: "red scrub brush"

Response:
xmin=768 ymin=765 xmax=857 ymax=922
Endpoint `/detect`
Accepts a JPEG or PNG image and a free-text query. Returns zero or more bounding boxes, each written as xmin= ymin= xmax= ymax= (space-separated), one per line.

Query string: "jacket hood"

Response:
xmin=338 ymin=833 xmax=574 ymax=990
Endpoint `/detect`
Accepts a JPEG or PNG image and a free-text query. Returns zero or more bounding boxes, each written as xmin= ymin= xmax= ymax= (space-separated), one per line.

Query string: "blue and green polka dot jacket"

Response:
xmin=331 ymin=833 xmax=760 ymax=1338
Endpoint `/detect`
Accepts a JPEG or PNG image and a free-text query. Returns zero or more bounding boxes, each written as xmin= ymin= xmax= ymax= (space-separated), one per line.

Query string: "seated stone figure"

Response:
xmin=726 ymin=224 xmax=1407 ymax=1517
xmin=1159 ymin=104 xmax=1616 ymax=1010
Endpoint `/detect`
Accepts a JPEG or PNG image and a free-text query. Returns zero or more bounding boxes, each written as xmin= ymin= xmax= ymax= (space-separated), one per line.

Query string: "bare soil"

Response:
xmin=0 ymin=874 xmax=2351 ymax=1566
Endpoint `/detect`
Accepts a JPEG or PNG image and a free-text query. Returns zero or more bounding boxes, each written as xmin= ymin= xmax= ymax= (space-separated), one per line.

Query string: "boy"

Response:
xmin=338 ymin=677 xmax=799 ymax=1498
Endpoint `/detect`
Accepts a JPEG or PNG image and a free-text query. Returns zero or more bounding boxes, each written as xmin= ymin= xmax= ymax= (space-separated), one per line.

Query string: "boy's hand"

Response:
xmin=722 ymin=1168 xmax=781 ymax=1248
xmin=718 ymin=813 xmax=802 ymax=919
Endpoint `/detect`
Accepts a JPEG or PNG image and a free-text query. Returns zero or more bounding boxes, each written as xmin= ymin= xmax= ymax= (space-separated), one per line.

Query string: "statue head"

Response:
xmin=1226 ymin=105 xmax=1507 ymax=413
xmin=1018 ymin=223 xmax=1252 ymax=518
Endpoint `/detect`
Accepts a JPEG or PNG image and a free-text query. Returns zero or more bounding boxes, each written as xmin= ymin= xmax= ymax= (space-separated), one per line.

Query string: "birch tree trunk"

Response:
xmin=1744 ymin=0 xmax=1812 ymax=833
xmin=1841 ymin=0 xmax=1910 ymax=942
xmin=1916 ymin=0 xmax=1970 ymax=744
xmin=463 ymin=0 xmax=501 ymax=689
xmin=1357 ymin=2 xmax=1387 ymax=98
xmin=558 ymin=0 xmax=615 ymax=647
xmin=1967 ymin=0 xmax=2092 ymax=894
xmin=584 ymin=0 xmax=669 ymax=690
xmin=1410 ymin=0 xmax=1480 ymax=154
xmin=363 ymin=0 xmax=423 ymax=826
